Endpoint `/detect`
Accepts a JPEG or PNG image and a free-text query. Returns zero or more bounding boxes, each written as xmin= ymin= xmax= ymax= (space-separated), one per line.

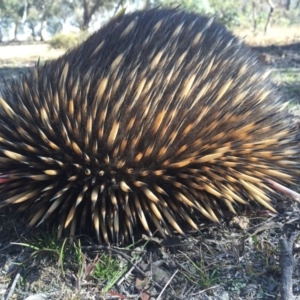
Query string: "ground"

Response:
xmin=0 ymin=25 xmax=300 ymax=300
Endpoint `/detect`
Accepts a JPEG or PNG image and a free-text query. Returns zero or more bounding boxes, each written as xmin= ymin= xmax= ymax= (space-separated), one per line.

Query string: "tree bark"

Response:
xmin=13 ymin=22 xmax=18 ymax=41
xmin=82 ymin=0 xmax=103 ymax=30
xmin=264 ymin=0 xmax=275 ymax=34
xmin=251 ymin=0 xmax=257 ymax=31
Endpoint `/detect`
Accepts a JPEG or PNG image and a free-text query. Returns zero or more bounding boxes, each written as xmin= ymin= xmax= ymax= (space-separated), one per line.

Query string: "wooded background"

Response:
xmin=0 ymin=0 xmax=299 ymax=42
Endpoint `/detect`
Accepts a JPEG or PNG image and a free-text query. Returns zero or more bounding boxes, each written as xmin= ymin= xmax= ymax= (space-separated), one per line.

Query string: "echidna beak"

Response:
xmin=0 ymin=175 xmax=11 ymax=184
xmin=266 ymin=178 xmax=300 ymax=202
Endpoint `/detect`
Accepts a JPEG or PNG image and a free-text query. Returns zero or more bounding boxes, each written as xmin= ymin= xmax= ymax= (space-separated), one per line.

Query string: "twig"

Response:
xmin=157 ymin=269 xmax=178 ymax=300
xmin=189 ymin=284 xmax=222 ymax=296
xmin=279 ymin=233 xmax=296 ymax=300
xmin=3 ymin=269 xmax=21 ymax=300
xmin=117 ymin=256 xmax=142 ymax=286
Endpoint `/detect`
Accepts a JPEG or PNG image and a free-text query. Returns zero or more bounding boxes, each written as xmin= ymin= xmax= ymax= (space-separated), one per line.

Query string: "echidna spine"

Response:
xmin=0 ymin=9 xmax=299 ymax=244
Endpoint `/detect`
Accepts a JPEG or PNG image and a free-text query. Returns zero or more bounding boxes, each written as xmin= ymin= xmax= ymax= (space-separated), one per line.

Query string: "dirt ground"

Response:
xmin=0 ymin=25 xmax=300 ymax=300
xmin=0 ymin=43 xmax=64 ymax=61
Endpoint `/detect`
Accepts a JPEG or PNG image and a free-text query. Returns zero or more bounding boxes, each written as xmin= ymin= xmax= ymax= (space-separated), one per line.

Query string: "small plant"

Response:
xmin=178 ymin=251 xmax=222 ymax=288
xmin=92 ymin=253 xmax=130 ymax=293
xmin=93 ymin=254 xmax=121 ymax=282
xmin=194 ymin=261 xmax=221 ymax=288
xmin=12 ymin=230 xmax=67 ymax=274
xmin=31 ymin=231 xmax=63 ymax=251
xmin=12 ymin=230 xmax=64 ymax=252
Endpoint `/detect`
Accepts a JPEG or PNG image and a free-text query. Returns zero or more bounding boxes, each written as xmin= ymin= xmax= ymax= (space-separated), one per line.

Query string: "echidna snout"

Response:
xmin=0 ymin=9 xmax=299 ymax=244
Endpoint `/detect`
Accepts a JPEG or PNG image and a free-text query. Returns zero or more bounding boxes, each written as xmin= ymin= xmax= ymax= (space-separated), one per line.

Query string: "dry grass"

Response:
xmin=234 ymin=25 xmax=300 ymax=46
xmin=0 ymin=43 xmax=64 ymax=62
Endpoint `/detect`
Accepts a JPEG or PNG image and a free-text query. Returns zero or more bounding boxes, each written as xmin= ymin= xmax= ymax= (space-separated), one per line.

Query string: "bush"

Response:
xmin=48 ymin=31 xmax=90 ymax=50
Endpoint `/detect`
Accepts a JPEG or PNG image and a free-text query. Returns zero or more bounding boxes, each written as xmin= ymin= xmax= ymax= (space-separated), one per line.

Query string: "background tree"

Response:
xmin=64 ymin=0 xmax=115 ymax=31
xmin=0 ymin=0 xmax=27 ymax=41
xmin=26 ymin=0 xmax=65 ymax=41
xmin=0 ymin=0 xmax=299 ymax=41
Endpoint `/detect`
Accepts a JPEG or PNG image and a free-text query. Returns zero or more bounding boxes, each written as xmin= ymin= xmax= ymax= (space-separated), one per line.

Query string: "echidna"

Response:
xmin=0 ymin=9 xmax=299 ymax=244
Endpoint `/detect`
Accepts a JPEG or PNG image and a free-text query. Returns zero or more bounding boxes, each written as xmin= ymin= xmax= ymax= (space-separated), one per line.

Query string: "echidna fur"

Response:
xmin=0 ymin=9 xmax=299 ymax=244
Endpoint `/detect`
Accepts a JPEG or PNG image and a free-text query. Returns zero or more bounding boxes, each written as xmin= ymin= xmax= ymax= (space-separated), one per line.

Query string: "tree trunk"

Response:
xmin=13 ymin=22 xmax=18 ymax=41
xmin=251 ymin=0 xmax=257 ymax=31
xmin=29 ymin=22 xmax=36 ymax=40
xmin=264 ymin=0 xmax=275 ymax=34
xmin=285 ymin=0 xmax=291 ymax=10
xmin=82 ymin=0 xmax=103 ymax=30
xmin=144 ymin=0 xmax=151 ymax=10
xmin=40 ymin=20 xmax=46 ymax=42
